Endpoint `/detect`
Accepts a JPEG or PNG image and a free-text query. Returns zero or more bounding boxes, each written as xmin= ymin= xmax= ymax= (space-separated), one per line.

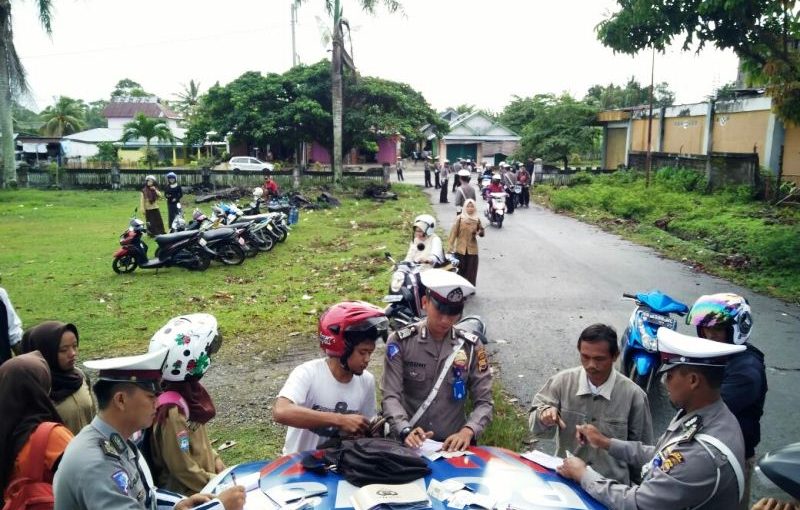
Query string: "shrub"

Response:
xmin=568 ymin=171 xmax=594 ymax=186
xmin=609 ymin=195 xmax=651 ymax=219
xmin=754 ymin=230 xmax=800 ymax=270
xmin=654 ymin=166 xmax=705 ymax=192
xmin=550 ymin=193 xmax=579 ymax=211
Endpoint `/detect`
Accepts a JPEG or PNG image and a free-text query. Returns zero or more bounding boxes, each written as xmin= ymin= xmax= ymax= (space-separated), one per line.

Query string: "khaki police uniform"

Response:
xmin=381 ymin=321 xmax=493 ymax=441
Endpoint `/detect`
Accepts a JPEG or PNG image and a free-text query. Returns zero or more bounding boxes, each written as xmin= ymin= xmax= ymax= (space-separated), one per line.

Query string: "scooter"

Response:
xmin=619 ymin=290 xmax=689 ymax=392
xmin=484 ymin=192 xmax=507 ymax=228
xmin=173 ymin=207 xmax=247 ymax=266
xmin=112 ymin=214 xmax=210 ymax=274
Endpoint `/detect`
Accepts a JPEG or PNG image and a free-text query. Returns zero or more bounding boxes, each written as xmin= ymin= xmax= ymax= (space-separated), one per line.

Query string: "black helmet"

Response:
xmin=758 ymin=442 xmax=800 ymax=499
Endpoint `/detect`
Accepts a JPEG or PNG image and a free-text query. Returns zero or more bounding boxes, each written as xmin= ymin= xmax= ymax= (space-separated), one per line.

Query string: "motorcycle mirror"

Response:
xmin=177 ymin=203 xmax=182 ymax=210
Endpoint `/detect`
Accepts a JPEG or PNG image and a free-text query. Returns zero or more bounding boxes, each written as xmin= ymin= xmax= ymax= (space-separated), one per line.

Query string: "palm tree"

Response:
xmin=1 ymin=0 xmax=53 ymax=187
xmin=121 ymin=112 xmax=175 ymax=170
xmin=174 ymin=79 xmax=201 ymax=119
xmin=298 ymin=0 xmax=401 ymax=186
xmin=40 ymin=96 xmax=86 ymax=136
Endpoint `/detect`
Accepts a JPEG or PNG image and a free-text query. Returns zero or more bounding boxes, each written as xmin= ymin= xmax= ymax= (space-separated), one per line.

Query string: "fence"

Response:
xmin=535 ymin=166 xmax=615 ymax=186
xmin=17 ymin=166 xmax=386 ymax=190
xmin=627 ymin=151 xmax=760 ymax=189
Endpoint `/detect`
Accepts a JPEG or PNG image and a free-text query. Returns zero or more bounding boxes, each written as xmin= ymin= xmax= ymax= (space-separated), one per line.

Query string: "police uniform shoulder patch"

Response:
xmin=396 ymin=325 xmax=417 ymax=340
xmin=111 ymin=469 xmax=130 ymax=495
xmin=109 ymin=433 xmax=127 ymax=455
xmin=455 ymin=328 xmax=479 ymax=345
xmin=177 ymin=430 xmax=190 ymax=452
xmin=677 ymin=414 xmax=703 ymax=444
xmin=661 ymin=451 xmax=685 ymax=473
xmin=101 ymin=440 xmax=121 ymax=460
xmin=387 ymin=342 xmax=401 ymax=359
xmin=476 ymin=346 xmax=489 ymax=372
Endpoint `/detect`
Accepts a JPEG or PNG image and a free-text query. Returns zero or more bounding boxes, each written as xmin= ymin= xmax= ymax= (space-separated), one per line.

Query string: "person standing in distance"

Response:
xmin=382 ymin=270 xmax=493 ymax=452
xmin=0 ymin=284 xmax=22 ymax=366
xmin=53 ymin=349 xmax=245 ymax=510
xmin=558 ymin=328 xmax=746 ymax=509
xmin=273 ymin=302 xmax=388 ymax=454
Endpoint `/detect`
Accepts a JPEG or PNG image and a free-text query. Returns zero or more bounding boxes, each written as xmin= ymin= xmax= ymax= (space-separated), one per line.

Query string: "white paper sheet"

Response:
xmin=520 ymin=450 xmax=565 ymax=470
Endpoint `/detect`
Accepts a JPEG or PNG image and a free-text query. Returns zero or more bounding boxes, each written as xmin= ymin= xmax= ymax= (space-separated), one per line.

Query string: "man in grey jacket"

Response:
xmin=530 ymin=324 xmax=653 ymax=484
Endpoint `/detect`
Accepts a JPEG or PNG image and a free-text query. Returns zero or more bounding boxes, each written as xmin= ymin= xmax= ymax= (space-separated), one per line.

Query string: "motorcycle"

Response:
xmin=619 ymin=290 xmax=689 ymax=392
xmin=484 ymin=192 xmax=507 ymax=228
xmin=757 ymin=442 xmax=800 ymax=501
xmin=112 ymin=214 xmax=210 ymax=274
xmin=381 ymin=252 xmax=461 ymax=329
xmin=213 ymin=203 xmax=274 ymax=256
xmin=173 ymin=208 xmax=247 ymax=266
xmin=512 ymin=184 xmax=523 ymax=208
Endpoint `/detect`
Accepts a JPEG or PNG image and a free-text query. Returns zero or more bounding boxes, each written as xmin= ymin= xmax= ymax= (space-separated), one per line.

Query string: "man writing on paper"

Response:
xmin=529 ymin=324 xmax=653 ymax=484
xmin=381 ymin=270 xmax=493 ymax=452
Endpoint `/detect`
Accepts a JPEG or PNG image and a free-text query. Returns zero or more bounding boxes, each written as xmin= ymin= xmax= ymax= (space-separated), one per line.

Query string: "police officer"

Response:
xmin=53 ymin=349 xmax=245 ymax=510
xmin=381 ymin=269 xmax=493 ymax=452
xmin=558 ymin=328 xmax=747 ymax=509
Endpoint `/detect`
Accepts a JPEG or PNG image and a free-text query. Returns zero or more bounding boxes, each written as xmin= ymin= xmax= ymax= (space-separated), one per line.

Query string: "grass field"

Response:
xmin=0 ymin=184 xmax=528 ymax=464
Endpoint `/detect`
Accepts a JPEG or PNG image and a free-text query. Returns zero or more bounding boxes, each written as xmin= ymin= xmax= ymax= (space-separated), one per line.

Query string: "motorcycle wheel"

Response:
xmin=187 ymin=251 xmax=211 ymax=272
xmin=497 ymin=217 xmax=503 ymax=228
xmin=217 ymin=243 xmax=246 ymax=265
xmin=243 ymin=241 xmax=259 ymax=258
xmin=275 ymin=227 xmax=288 ymax=243
xmin=112 ymin=255 xmax=138 ymax=274
xmin=256 ymin=231 xmax=274 ymax=252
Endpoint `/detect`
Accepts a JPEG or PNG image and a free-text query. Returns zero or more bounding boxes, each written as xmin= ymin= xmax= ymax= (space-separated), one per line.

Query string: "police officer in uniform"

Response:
xmin=558 ymin=328 xmax=747 ymax=509
xmin=53 ymin=349 xmax=245 ymax=510
xmin=381 ymin=269 xmax=493 ymax=452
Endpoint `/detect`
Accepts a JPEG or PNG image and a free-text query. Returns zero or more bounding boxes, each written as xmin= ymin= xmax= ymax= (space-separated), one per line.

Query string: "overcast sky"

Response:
xmin=14 ymin=0 xmax=739 ymax=114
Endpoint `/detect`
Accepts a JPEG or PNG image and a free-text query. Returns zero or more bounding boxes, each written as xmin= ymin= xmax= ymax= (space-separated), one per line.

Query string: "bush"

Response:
xmin=609 ymin=195 xmax=651 ymax=219
xmin=755 ymin=230 xmax=800 ymax=270
xmin=568 ymin=171 xmax=594 ymax=186
xmin=599 ymin=170 xmax=640 ymax=186
xmin=550 ymin=193 xmax=579 ymax=211
xmin=654 ymin=166 xmax=705 ymax=192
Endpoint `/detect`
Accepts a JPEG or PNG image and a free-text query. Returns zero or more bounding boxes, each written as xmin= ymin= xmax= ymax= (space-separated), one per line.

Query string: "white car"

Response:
xmin=227 ymin=156 xmax=275 ymax=173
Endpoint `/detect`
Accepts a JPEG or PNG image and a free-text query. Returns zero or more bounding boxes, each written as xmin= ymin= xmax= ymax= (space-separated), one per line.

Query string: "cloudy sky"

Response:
xmin=14 ymin=0 xmax=739 ymax=113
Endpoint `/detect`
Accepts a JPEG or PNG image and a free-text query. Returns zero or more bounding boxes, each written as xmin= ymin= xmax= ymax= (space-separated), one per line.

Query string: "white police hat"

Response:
xmin=421 ymin=269 xmax=475 ymax=314
xmin=457 ymin=169 xmax=470 ymax=177
xmin=85 ymin=348 xmax=169 ymax=393
xmin=656 ymin=328 xmax=746 ymax=373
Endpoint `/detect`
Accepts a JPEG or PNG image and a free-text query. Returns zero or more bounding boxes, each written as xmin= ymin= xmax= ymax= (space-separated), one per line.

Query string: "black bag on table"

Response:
xmin=301 ymin=437 xmax=431 ymax=487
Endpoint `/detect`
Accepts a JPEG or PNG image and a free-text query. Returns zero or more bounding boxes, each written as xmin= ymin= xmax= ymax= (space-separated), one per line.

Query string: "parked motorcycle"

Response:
xmin=620 ymin=290 xmax=689 ymax=392
xmin=112 ymin=214 xmax=210 ymax=274
xmin=173 ymin=208 xmax=246 ymax=265
xmin=484 ymin=192 xmax=508 ymax=228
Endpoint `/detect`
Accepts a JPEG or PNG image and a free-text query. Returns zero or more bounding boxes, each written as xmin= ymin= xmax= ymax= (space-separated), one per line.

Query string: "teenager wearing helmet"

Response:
xmin=164 ymin=172 xmax=183 ymax=228
xmin=273 ymin=302 xmax=388 ymax=454
xmin=404 ymin=214 xmax=444 ymax=267
xmin=147 ymin=314 xmax=225 ymax=494
xmin=140 ymin=175 xmax=165 ymax=235
xmin=688 ymin=292 xmax=767 ymax=509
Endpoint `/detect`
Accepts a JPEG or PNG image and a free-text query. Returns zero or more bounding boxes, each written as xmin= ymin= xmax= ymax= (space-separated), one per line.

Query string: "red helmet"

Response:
xmin=319 ymin=301 xmax=389 ymax=358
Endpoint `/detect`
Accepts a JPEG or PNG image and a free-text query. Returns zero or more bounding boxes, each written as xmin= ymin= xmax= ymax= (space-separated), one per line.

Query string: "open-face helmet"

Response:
xmin=166 ymin=172 xmax=177 ymax=180
xmin=252 ymin=187 xmax=264 ymax=198
xmin=686 ymin=293 xmax=753 ymax=345
xmin=413 ymin=214 xmax=436 ymax=236
xmin=319 ymin=302 xmax=388 ymax=369
xmin=145 ymin=174 xmax=156 ymax=183
xmin=149 ymin=313 xmax=222 ymax=381
xmin=491 ymin=174 xmax=501 ymax=182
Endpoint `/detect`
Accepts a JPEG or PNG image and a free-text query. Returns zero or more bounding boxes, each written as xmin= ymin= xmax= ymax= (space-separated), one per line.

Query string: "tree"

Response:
xmin=1 ymin=0 xmax=53 ymax=187
xmin=111 ymin=78 xmax=151 ymax=98
xmin=39 ymin=96 xmax=87 ymax=136
xmin=120 ymin=112 xmax=175 ymax=170
xmin=597 ymin=0 xmax=800 ymax=123
xmin=84 ymin=100 xmax=108 ymax=129
xmin=584 ymin=77 xmax=674 ymax=109
xmin=173 ymin=79 xmax=201 ymax=119
xmin=298 ymin=0 xmax=402 ymax=185
xmin=512 ymin=94 xmax=598 ymax=170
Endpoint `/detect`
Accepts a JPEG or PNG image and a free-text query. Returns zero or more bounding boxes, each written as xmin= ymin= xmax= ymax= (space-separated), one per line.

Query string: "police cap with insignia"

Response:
xmin=85 ymin=348 xmax=169 ymax=394
xmin=420 ymin=269 xmax=475 ymax=315
xmin=656 ymin=328 xmax=746 ymax=373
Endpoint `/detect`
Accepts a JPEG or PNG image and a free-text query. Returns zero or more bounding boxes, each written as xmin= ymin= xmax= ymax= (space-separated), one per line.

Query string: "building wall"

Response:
xmin=712 ymin=110 xmax=768 ymax=163
xmin=782 ymin=123 xmax=800 ymax=185
xmin=629 ymin=118 xmax=662 ymax=152
xmin=605 ymin=127 xmax=627 ymax=169
xmin=662 ymin=116 xmax=706 ymax=154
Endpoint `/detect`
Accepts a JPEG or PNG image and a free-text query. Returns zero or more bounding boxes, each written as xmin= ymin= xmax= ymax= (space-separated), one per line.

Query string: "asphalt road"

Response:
xmin=396 ymin=164 xmax=800 ymax=503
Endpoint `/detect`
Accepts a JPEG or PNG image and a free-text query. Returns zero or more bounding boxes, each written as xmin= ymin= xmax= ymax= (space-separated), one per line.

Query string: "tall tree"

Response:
xmin=120 ymin=112 xmax=175 ymax=170
xmin=40 ymin=96 xmax=87 ymax=136
xmin=1 ymin=0 xmax=53 ymax=187
xmin=173 ymin=79 xmax=202 ymax=120
xmin=584 ymin=77 xmax=674 ymax=110
xmin=111 ymin=78 xmax=151 ymax=98
xmin=298 ymin=0 xmax=402 ymax=185
xmin=597 ymin=0 xmax=800 ymax=123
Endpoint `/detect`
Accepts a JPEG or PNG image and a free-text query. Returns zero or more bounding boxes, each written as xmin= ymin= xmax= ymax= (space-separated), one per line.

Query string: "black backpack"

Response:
xmin=302 ymin=438 xmax=431 ymax=487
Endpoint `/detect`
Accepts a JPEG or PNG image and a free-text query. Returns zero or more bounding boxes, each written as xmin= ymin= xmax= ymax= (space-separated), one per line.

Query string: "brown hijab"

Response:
xmin=0 ymin=352 xmax=62 ymax=492
xmin=21 ymin=321 xmax=84 ymax=404
xmin=157 ymin=377 xmax=216 ymax=425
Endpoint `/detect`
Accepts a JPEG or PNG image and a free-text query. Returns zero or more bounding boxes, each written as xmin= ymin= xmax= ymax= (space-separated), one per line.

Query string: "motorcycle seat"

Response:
xmin=202 ymin=227 xmax=236 ymax=241
xmin=636 ymin=290 xmax=689 ymax=314
xmin=227 ymin=221 xmax=255 ymax=229
xmin=155 ymin=231 xmax=196 ymax=245
xmin=239 ymin=214 xmax=270 ymax=222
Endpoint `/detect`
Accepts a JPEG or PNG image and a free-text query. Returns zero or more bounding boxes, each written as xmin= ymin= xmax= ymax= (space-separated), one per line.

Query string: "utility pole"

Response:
xmin=290 ymin=1 xmax=299 ymax=67
xmin=645 ymin=47 xmax=655 ymax=188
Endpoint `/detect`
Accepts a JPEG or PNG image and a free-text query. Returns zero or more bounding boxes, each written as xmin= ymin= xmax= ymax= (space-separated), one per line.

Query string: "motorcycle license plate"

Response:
xmin=199 ymin=238 xmax=207 ymax=246
xmin=382 ymin=294 xmax=403 ymax=303
xmin=514 ymin=185 xmax=522 ymax=193
xmin=641 ymin=311 xmax=676 ymax=329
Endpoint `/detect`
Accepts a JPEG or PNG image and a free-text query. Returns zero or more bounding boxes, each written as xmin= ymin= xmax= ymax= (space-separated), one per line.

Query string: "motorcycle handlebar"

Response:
xmin=622 ymin=293 xmax=638 ymax=300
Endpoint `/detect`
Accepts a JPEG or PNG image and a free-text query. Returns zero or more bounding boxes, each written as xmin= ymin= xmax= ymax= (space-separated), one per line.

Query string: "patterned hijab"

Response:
xmin=22 ymin=321 xmax=84 ymax=403
xmin=0 ymin=352 xmax=62 ymax=492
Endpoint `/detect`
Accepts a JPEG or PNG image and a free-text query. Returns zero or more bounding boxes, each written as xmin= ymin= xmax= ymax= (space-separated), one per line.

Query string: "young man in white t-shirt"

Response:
xmin=273 ymin=301 xmax=389 ymax=454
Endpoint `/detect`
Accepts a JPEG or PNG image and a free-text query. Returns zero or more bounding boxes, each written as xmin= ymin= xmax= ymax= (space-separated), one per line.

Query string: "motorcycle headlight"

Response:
xmin=636 ymin=314 xmax=659 ymax=352
xmin=390 ymin=271 xmax=405 ymax=293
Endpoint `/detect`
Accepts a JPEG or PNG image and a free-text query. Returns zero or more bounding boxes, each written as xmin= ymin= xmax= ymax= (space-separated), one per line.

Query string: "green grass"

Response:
xmin=534 ymin=170 xmax=800 ymax=301
xmin=0 ymin=185 xmax=528 ymax=464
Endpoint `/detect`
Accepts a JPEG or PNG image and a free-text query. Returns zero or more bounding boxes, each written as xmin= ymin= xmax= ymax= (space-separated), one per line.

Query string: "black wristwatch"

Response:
xmin=399 ymin=426 xmax=412 ymax=441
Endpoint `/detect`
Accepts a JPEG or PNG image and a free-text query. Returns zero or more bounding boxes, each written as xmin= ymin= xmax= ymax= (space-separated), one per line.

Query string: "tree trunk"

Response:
xmin=563 ymin=155 xmax=568 ymax=171
xmin=331 ymin=8 xmax=343 ymax=188
xmin=0 ymin=33 xmax=16 ymax=188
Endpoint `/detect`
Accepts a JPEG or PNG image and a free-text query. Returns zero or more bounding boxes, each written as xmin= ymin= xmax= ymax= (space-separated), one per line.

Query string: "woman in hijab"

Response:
xmin=0 ymin=352 xmax=73 ymax=503
xmin=447 ymin=198 xmax=485 ymax=286
xmin=21 ymin=322 xmax=96 ymax=435
xmin=140 ymin=174 xmax=166 ymax=236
